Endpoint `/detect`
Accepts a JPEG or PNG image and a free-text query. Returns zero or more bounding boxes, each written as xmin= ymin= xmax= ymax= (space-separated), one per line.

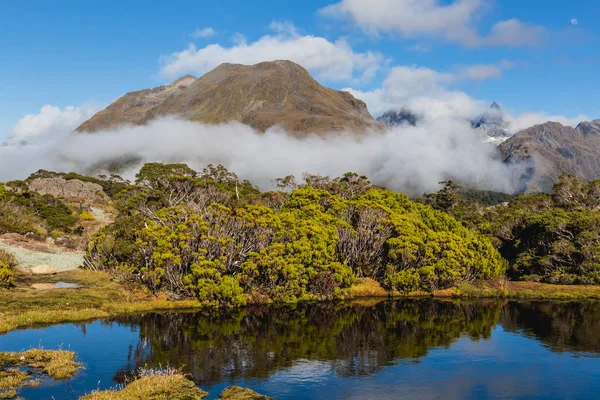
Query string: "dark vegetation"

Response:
xmin=424 ymin=175 xmax=600 ymax=285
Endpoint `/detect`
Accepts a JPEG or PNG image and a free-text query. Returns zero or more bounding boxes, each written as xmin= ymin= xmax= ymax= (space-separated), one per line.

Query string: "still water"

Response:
xmin=2 ymin=299 xmax=600 ymax=399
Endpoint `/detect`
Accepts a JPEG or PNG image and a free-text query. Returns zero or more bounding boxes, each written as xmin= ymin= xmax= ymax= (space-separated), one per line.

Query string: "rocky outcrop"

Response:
xmin=28 ymin=178 xmax=110 ymax=204
xmin=377 ymin=109 xmax=421 ymax=127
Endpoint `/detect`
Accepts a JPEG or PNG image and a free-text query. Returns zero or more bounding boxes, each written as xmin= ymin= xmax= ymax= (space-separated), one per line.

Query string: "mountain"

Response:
xmin=471 ymin=102 xmax=511 ymax=144
xmin=76 ymin=60 xmax=381 ymax=134
xmin=499 ymin=120 xmax=600 ymax=192
xmin=377 ymin=109 xmax=420 ymax=127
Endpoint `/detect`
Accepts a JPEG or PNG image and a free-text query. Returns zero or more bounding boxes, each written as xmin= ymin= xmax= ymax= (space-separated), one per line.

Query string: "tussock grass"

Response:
xmin=0 ymin=349 xmax=79 ymax=398
xmin=80 ymin=368 xmax=208 ymax=400
xmin=80 ymin=367 xmax=273 ymax=400
xmin=220 ymin=386 xmax=274 ymax=399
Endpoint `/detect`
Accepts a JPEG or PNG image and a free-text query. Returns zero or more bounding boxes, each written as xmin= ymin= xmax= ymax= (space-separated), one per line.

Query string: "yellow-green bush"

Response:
xmin=80 ymin=211 xmax=96 ymax=221
xmin=0 ymin=249 xmax=16 ymax=289
xmin=87 ymin=173 xmax=506 ymax=304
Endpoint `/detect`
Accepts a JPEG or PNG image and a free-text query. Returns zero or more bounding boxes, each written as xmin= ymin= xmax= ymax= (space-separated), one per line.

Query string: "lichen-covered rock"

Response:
xmin=28 ymin=178 xmax=110 ymax=204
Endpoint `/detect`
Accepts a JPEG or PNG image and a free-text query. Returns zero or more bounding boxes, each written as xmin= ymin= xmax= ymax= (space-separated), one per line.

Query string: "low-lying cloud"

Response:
xmin=0 ymin=117 xmax=515 ymax=196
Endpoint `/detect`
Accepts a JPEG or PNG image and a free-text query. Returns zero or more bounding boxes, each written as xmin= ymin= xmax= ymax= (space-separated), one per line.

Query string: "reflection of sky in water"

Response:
xmin=0 ymin=321 xmax=140 ymax=400
xmin=1 ymin=303 xmax=599 ymax=400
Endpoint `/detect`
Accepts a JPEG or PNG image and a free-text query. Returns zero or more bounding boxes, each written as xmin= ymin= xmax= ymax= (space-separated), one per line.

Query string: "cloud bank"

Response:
xmin=0 ymin=116 xmax=514 ymax=196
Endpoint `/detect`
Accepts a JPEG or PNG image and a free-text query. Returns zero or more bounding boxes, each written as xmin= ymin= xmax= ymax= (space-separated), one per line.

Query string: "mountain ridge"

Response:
xmin=76 ymin=60 xmax=382 ymax=134
xmin=499 ymin=120 xmax=600 ymax=192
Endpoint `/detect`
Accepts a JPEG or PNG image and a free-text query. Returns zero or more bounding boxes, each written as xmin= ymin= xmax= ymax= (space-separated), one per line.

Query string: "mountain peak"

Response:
xmin=576 ymin=120 xmax=600 ymax=136
xmin=169 ymin=74 xmax=197 ymax=88
xmin=76 ymin=60 xmax=380 ymax=134
xmin=490 ymin=102 xmax=501 ymax=110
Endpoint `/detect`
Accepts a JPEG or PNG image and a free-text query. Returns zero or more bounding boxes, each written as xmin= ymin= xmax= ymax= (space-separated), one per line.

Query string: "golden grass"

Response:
xmin=0 ymin=349 xmax=79 ymax=398
xmin=80 ymin=369 xmax=208 ymax=400
xmin=80 ymin=369 xmax=273 ymax=400
xmin=458 ymin=279 xmax=600 ymax=299
xmin=350 ymin=278 xmax=390 ymax=297
xmin=350 ymin=277 xmax=600 ymax=300
xmin=220 ymin=386 xmax=274 ymax=400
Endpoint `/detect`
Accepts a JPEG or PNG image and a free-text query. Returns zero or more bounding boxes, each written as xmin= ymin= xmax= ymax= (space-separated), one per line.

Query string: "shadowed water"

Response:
xmin=2 ymin=299 xmax=600 ymax=399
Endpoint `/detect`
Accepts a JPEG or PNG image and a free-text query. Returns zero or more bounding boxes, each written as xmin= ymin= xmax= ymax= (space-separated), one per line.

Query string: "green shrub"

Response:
xmin=86 ymin=171 xmax=506 ymax=304
xmin=0 ymin=249 xmax=16 ymax=289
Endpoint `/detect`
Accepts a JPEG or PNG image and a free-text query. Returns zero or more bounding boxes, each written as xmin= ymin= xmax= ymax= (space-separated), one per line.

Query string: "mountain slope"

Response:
xmin=499 ymin=120 xmax=600 ymax=192
xmin=76 ymin=60 xmax=381 ymax=134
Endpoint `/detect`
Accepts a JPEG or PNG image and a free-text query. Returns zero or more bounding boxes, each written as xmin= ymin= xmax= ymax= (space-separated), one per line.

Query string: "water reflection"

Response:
xmin=4 ymin=299 xmax=600 ymax=400
xmin=112 ymin=299 xmax=504 ymax=385
xmin=500 ymin=300 xmax=600 ymax=355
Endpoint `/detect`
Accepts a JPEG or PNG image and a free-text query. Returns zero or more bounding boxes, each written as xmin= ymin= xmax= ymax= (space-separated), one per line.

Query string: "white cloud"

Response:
xmin=347 ymin=62 xmax=511 ymax=115
xmin=570 ymin=18 xmax=578 ymax=26
xmin=408 ymin=44 xmax=431 ymax=53
xmin=160 ymin=22 xmax=384 ymax=83
xmin=344 ymin=64 xmax=585 ymax=135
xmin=0 ymin=117 xmax=515 ymax=196
xmin=506 ymin=112 xmax=589 ymax=133
xmin=458 ymin=64 xmax=503 ymax=81
xmin=320 ymin=0 xmax=545 ymax=47
xmin=191 ymin=27 xmax=216 ymax=39
xmin=3 ymin=103 xmax=100 ymax=145
xmin=482 ymin=19 xmax=545 ymax=47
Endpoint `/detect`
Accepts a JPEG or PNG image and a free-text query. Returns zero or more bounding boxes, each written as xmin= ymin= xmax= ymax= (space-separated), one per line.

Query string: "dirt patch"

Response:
xmin=0 ymin=234 xmax=84 ymax=273
xmin=31 ymin=282 xmax=80 ymax=290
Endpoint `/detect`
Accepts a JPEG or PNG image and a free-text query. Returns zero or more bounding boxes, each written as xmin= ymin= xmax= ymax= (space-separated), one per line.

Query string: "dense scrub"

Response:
xmin=426 ymin=176 xmax=600 ymax=285
xmin=85 ymin=163 xmax=505 ymax=305
xmin=0 ymin=249 xmax=16 ymax=288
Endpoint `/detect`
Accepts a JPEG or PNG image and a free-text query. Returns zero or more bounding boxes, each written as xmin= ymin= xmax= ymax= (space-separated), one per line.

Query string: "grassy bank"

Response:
xmin=457 ymin=279 xmax=600 ymax=299
xmin=2 ymin=271 xmax=600 ymax=336
xmin=0 ymin=270 xmax=202 ymax=335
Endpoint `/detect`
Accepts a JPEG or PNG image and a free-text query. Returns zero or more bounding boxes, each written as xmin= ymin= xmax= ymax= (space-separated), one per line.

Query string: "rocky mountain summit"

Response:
xmin=471 ymin=102 xmax=511 ymax=144
xmin=499 ymin=120 xmax=600 ymax=192
xmin=76 ymin=60 xmax=381 ymax=134
xmin=376 ymin=109 xmax=420 ymax=127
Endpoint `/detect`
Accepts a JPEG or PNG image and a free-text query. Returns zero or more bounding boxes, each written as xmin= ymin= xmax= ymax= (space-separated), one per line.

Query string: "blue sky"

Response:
xmin=0 ymin=0 xmax=598 ymax=140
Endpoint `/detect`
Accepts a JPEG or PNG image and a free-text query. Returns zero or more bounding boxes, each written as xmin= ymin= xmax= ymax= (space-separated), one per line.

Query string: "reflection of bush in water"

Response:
xmin=113 ymin=300 xmax=501 ymax=385
xmin=500 ymin=301 xmax=600 ymax=354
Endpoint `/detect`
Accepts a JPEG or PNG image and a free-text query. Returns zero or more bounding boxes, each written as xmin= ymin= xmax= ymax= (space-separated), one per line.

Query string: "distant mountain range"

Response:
xmin=74 ymin=60 xmax=599 ymax=194
xmin=76 ymin=60 xmax=381 ymax=134
xmin=499 ymin=120 xmax=600 ymax=192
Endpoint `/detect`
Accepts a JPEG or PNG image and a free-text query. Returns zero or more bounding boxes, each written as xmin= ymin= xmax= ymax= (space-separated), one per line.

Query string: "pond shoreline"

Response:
xmin=2 ymin=270 xmax=600 ymax=335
